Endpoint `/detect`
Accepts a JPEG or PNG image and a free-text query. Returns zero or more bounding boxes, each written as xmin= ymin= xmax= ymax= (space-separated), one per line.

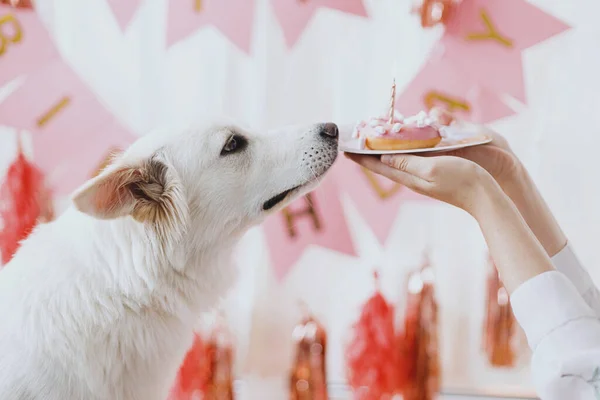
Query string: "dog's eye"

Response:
xmin=221 ymin=134 xmax=247 ymax=155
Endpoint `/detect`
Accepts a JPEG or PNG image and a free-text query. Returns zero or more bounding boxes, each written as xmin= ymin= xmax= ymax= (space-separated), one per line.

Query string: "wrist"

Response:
xmin=467 ymin=173 xmax=554 ymax=292
xmin=466 ymin=168 xmax=507 ymax=220
xmin=498 ymin=166 xmax=567 ymax=257
xmin=492 ymin=156 xmax=528 ymax=193
xmin=499 ymin=162 xmax=532 ymax=199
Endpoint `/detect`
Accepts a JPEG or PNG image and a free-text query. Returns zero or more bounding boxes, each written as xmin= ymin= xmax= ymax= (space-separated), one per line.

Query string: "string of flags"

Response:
xmin=0 ymin=0 xmax=570 ymax=281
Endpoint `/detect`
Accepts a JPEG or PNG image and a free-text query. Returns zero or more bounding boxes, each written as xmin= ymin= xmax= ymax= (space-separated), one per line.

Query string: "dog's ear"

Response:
xmin=72 ymin=157 xmax=175 ymax=222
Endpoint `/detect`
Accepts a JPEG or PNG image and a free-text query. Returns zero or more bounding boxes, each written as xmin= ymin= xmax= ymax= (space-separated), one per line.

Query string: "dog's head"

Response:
xmin=71 ymin=122 xmax=339 ymax=249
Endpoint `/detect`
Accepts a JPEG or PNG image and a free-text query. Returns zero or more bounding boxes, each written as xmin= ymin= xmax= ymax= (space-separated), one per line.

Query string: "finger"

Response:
xmin=344 ymin=152 xmax=378 ymax=161
xmin=417 ymin=147 xmax=492 ymax=173
xmin=345 ymin=153 xmax=427 ymax=190
xmin=432 ymin=107 xmax=499 ymax=149
xmin=430 ymin=107 xmax=510 ymax=152
xmin=451 ymin=120 xmax=511 ymax=152
xmin=380 ymin=154 xmax=432 ymax=180
xmin=418 ymin=147 xmax=475 ymax=159
xmin=421 ymin=143 xmax=509 ymax=166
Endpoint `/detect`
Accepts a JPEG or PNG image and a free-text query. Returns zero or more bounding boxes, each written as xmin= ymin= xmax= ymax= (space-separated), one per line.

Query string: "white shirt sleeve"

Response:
xmin=511 ymin=271 xmax=600 ymax=399
xmin=551 ymin=243 xmax=600 ymax=316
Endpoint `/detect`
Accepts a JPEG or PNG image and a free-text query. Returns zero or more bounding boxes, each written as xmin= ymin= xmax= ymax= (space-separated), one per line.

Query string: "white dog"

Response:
xmin=0 ymin=122 xmax=339 ymax=400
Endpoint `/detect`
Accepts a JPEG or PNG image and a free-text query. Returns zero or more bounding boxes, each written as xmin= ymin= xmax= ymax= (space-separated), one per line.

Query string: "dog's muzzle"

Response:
xmin=262 ymin=122 xmax=339 ymax=212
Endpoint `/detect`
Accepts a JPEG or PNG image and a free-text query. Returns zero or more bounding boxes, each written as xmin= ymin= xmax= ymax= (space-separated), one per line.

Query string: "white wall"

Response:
xmin=0 ymin=0 xmax=597 ymax=398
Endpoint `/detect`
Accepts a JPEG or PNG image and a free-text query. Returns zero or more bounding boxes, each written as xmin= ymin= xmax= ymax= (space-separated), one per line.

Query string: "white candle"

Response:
xmin=388 ymin=60 xmax=398 ymax=124
xmin=388 ymin=78 xmax=396 ymax=124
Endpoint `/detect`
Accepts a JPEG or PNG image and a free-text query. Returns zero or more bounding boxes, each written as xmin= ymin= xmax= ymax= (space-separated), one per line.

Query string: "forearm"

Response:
xmin=472 ymin=174 xmax=554 ymax=294
xmin=505 ymin=167 xmax=600 ymax=316
xmin=502 ymin=167 xmax=567 ymax=257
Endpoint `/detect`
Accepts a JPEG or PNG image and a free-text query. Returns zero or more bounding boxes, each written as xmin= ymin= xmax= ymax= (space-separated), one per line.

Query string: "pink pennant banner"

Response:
xmin=396 ymin=54 xmax=515 ymax=123
xmin=107 ymin=0 xmax=142 ymax=30
xmin=332 ymin=156 xmax=430 ymax=245
xmin=263 ymin=176 xmax=356 ymax=281
xmin=441 ymin=0 xmax=570 ymax=103
xmin=167 ymin=0 xmax=256 ymax=53
xmin=271 ymin=0 xmax=368 ymax=47
xmin=0 ymin=5 xmax=58 ymax=87
xmin=0 ymin=61 xmax=136 ymax=195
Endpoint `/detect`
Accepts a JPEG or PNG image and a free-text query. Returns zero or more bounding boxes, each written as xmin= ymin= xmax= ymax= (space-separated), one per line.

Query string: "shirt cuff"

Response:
xmin=510 ymin=271 xmax=596 ymax=349
xmin=551 ymin=243 xmax=593 ymax=295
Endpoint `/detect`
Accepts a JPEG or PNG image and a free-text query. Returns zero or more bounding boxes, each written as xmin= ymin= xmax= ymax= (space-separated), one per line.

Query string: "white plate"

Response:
xmin=338 ymin=123 xmax=493 ymax=155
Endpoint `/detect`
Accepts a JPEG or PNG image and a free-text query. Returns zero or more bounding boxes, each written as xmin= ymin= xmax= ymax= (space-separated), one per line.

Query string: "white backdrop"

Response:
xmin=0 ymin=0 xmax=598 ymax=398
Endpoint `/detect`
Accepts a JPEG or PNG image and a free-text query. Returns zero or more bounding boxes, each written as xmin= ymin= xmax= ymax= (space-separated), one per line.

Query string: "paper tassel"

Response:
xmin=401 ymin=263 xmax=440 ymax=400
xmin=169 ymin=333 xmax=213 ymax=400
xmin=207 ymin=324 xmax=235 ymax=399
xmin=412 ymin=0 xmax=461 ymax=28
xmin=1 ymin=0 xmax=34 ymax=8
xmin=483 ymin=258 xmax=517 ymax=367
xmin=346 ymin=272 xmax=400 ymax=400
xmin=290 ymin=305 xmax=328 ymax=400
xmin=0 ymin=140 xmax=53 ymax=265
xmin=169 ymin=317 xmax=235 ymax=400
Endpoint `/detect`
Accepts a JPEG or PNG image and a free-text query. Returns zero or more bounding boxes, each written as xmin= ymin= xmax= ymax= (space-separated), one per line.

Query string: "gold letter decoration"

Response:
xmin=0 ymin=13 xmax=23 ymax=56
xmin=282 ymin=193 xmax=322 ymax=238
xmin=361 ymin=167 xmax=402 ymax=200
xmin=423 ymin=91 xmax=471 ymax=114
xmin=465 ymin=9 xmax=513 ymax=48
xmin=36 ymin=96 xmax=71 ymax=128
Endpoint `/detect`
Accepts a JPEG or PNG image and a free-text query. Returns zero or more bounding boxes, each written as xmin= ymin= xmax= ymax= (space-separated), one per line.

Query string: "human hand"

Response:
xmin=345 ymin=152 xmax=498 ymax=215
xmin=433 ymin=109 xmax=566 ymax=256
xmin=346 ymin=151 xmax=555 ymax=293
xmin=348 ymin=108 xmax=567 ymax=257
xmin=430 ymin=108 xmax=523 ymax=188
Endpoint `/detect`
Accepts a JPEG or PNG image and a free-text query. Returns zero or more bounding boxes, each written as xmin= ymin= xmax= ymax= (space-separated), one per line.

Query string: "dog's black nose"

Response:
xmin=320 ymin=123 xmax=339 ymax=140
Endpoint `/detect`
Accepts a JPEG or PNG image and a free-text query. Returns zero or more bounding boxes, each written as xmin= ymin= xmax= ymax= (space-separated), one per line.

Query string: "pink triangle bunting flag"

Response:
xmin=106 ymin=0 xmax=142 ymax=30
xmin=441 ymin=0 xmax=570 ymax=103
xmin=332 ymin=156 xmax=430 ymax=245
xmin=271 ymin=0 xmax=368 ymax=47
xmin=0 ymin=4 xmax=59 ymax=87
xmin=263 ymin=175 xmax=356 ymax=281
xmin=167 ymin=0 xmax=256 ymax=53
xmin=396 ymin=54 xmax=515 ymax=123
xmin=0 ymin=61 xmax=136 ymax=195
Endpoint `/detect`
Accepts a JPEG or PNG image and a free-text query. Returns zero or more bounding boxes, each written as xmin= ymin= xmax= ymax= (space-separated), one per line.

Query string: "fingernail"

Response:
xmin=381 ymin=155 xmax=392 ymax=165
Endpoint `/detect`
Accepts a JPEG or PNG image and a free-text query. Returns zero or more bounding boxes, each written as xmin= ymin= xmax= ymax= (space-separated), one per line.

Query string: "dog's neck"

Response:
xmin=58 ymin=207 xmax=240 ymax=315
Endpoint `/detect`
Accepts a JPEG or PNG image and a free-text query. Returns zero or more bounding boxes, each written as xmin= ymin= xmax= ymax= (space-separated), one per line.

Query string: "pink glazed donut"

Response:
xmin=353 ymin=110 xmax=445 ymax=151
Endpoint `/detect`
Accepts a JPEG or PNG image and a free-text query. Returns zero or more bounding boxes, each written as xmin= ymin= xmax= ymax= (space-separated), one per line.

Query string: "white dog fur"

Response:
xmin=0 ymin=122 xmax=339 ymax=400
